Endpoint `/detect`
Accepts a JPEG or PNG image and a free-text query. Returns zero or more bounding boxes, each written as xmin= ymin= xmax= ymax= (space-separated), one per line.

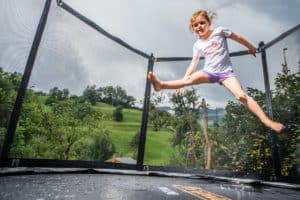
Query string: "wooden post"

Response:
xmin=202 ymin=98 xmax=211 ymax=169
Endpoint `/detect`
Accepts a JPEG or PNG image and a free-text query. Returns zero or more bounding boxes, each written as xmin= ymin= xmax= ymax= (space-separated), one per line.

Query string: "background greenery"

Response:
xmin=0 ymin=65 xmax=299 ymax=176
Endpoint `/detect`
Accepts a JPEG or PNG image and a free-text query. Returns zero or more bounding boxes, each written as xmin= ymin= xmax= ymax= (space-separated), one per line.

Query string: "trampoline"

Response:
xmin=1 ymin=168 xmax=300 ymax=200
xmin=1 ymin=0 xmax=300 ymax=199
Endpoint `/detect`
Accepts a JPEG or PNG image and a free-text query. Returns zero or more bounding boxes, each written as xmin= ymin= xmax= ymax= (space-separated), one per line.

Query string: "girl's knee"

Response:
xmin=235 ymin=92 xmax=247 ymax=102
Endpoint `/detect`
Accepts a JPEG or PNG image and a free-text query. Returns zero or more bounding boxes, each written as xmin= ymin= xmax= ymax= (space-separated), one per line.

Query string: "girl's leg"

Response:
xmin=221 ymin=76 xmax=284 ymax=133
xmin=148 ymin=71 xmax=210 ymax=91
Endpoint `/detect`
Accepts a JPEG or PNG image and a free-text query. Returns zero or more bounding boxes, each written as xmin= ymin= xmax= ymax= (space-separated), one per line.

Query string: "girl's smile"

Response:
xmin=192 ymin=17 xmax=212 ymax=40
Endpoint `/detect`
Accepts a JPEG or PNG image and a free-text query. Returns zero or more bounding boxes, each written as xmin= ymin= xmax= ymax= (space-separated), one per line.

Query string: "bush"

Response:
xmin=74 ymin=129 xmax=116 ymax=161
xmin=113 ymin=105 xmax=123 ymax=122
xmin=130 ymin=131 xmax=140 ymax=158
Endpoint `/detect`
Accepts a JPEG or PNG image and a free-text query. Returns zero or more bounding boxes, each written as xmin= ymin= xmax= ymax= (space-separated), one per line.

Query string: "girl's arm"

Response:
xmin=175 ymin=56 xmax=199 ymax=94
xmin=184 ymin=56 xmax=199 ymax=78
xmin=229 ymin=32 xmax=257 ymax=56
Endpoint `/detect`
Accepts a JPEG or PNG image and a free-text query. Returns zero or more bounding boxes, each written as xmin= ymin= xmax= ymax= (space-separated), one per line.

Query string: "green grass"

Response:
xmin=144 ymin=130 xmax=173 ymax=166
xmin=36 ymin=95 xmax=47 ymax=103
xmin=99 ymin=103 xmax=173 ymax=166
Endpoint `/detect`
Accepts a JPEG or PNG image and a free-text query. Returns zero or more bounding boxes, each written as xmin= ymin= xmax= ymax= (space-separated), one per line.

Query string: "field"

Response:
xmin=98 ymin=103 xmax=174 ymax=165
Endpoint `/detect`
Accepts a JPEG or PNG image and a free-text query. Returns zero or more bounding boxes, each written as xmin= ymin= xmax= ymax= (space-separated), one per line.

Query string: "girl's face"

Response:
xmin=191 ymin=15 xmax=211 ymax=39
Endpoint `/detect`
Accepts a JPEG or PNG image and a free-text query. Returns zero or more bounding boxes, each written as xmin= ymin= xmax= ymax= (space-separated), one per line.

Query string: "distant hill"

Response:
xmin=156 ymin=106 xmax=225 ymax=124
xmin=205 ymin=107 xmax=225 ymax=123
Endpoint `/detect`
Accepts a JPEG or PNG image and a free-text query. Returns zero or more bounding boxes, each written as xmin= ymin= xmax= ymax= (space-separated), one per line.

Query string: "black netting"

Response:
xmin=0 ymin=0 xmax=45 ymax=157
xmin=0 ymin=0 xmax=299 ymax=179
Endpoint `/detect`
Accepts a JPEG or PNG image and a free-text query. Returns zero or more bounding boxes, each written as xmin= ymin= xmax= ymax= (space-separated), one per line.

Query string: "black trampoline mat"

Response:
xmin=1 ymin=173 xmax=300 ymax=200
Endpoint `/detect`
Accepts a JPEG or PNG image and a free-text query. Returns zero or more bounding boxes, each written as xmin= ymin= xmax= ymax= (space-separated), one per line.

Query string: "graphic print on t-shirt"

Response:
xmin=193 ymin=26 xmax=233 ymax=73
xmin=203 ymin=38 xmax=222 ymax=56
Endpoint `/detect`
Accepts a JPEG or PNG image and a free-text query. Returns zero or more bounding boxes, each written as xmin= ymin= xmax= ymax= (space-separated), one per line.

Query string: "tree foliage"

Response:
xmin=0 ymin=65 xmax=299 ymax=176
xmin=272 ymin=69 xmax=300 ymax=176
xmin=113 ymin=105 xmax=123 ymax=122
xmin=169 ymin=88 xmax=202 ymax=146
xmin=148 ymin=94 xmax=173 ymax=131
xmin=0 ymin=67 xmax=121 ymax=161
xmin=150 ymin=67 xmax=299 ymax=176
xmin=81 ymin=85 xmax=136 ymax=108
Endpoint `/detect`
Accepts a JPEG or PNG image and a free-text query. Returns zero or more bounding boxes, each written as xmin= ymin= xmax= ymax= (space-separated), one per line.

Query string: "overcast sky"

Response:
xmin=0 ymin=0 xmax=299 ymax=107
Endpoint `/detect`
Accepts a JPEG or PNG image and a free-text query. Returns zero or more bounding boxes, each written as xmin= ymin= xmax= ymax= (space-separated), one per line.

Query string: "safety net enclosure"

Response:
xmin=0 ymin=0 xmax=299 ymax=184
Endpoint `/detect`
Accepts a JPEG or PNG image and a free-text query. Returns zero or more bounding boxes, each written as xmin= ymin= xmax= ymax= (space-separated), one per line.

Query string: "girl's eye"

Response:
xmin=193 ymin=21 xmax=206 ymax=27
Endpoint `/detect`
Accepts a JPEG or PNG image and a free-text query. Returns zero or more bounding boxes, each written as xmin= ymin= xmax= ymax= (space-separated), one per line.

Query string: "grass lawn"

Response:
xmin=144 ymin=129 xmax=173 ymax=166
xmin=99 ymin=103 xmax=173 ymax=166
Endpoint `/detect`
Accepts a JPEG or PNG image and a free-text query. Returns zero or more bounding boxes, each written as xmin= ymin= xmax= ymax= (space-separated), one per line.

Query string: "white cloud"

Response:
xmin=0 ymin=0 xmax=299 ymax=107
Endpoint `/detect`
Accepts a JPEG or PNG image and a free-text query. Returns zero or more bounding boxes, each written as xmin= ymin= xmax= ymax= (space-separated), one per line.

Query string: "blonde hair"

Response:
xmin=189 ymin=10 xmax=217 ymax=32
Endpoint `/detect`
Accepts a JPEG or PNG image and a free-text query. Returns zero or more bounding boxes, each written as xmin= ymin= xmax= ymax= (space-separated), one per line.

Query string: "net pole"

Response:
xmin=259 ymin=41 xmax=281 ymax=178
xmin=137 ymin=54 xmax=154 ymax=168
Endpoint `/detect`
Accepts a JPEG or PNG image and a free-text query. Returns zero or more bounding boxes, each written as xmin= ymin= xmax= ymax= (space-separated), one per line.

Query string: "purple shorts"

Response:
xmin=202 ymin=70 xmax=236 ymax=84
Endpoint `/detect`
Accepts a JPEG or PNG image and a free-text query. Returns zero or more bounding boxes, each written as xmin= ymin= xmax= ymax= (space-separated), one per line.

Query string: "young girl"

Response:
xmin=148 ymin=10 xmax=284 ymax=133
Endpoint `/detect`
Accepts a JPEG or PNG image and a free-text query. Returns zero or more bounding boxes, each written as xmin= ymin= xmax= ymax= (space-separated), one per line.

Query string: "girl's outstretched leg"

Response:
xmin=222 ymin=77 xmax=284 ymax=133
xmin=148 ymin=71 xmax=210 ymax=91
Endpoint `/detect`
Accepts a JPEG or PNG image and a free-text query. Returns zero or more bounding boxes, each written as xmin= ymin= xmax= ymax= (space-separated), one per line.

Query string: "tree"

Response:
xmin=10 ymin=92 xmax=105 ymax=160
xmin=45 ymin=87 xmax=69 ymax=105
xmin=169 ymin=88 xmax=202 ymax=168
xmin=0 ymin=68 xmax=22 ymax=127
xmin=113 ymin=105 xmax=123 ymax=122
xmin=82 ymin=85 xmax=98 ymax=105
xmin=170 ymin=88 xmax=201 ymax=145
xmin=148 ymin=94 xmax=173 ymax=131
xmin=272 ymin=67 xmax=300 ymax=176
xmin=49 ymin=100 xmax=103 ymax=160
xmin=0 ymin=68 xmax=22 ymax=152
xmin=97 ymin=85 xmax=136 ymax=108
xmin=149 ymin=108 xmax=171 ymax=131
xmin=220 ymin=66 xmax=299 ymax=175
xmin=0 ymin=68 xmax=116 ymax=161
xmin=222 ymin=89 xmax=272 ymax=173
xmin=113 ymin=86 xmax=128 ymax=107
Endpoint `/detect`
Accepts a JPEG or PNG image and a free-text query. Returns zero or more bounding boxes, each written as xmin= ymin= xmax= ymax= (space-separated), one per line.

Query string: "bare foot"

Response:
xmin=147 ymin=72 xmax=162 ymax=92
xmin=267 ymin=121 xmax=285 ymax=133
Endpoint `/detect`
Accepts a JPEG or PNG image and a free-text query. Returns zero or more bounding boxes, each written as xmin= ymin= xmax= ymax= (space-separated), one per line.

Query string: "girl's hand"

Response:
xmin=175 ymin=76 xmax=188 ymax=95
xmin=176 ymin=88 xmax=184 ymax=95
xmin=248 ymin=47 xmax=257 ymax=57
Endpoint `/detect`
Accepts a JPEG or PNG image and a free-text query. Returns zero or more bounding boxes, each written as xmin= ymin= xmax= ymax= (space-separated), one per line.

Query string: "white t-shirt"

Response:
xmin=193 ymin=26 xmax=233 ymax=73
